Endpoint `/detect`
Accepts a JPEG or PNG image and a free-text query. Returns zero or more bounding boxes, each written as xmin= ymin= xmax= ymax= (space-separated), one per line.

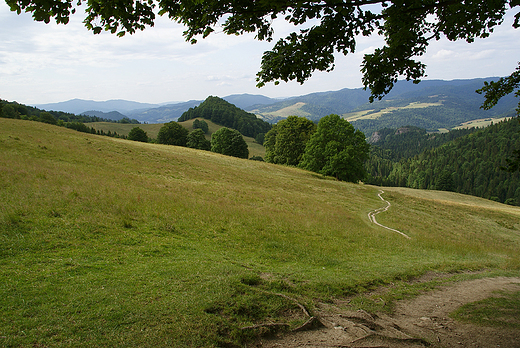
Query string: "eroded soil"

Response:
xmin=256 ymin=276 xmax=520 ymax=348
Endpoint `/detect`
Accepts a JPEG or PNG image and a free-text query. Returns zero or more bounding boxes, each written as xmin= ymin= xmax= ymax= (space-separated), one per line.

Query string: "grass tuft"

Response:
xmin=451 ymin=290 xmax=520 ymax=328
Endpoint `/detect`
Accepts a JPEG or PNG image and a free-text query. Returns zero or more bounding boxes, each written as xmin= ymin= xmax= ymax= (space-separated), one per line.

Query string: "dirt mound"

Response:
xmin=257 ymin=277 xmax=520 ymax=348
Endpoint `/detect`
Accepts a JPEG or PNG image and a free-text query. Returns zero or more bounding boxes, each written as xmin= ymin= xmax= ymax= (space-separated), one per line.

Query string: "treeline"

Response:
xmin=0 ymin=99 xmax=129 ymax=138
xmin=179 ymin=96 xmax=271 ymax=139
xmin=366 ymin=118 xmax=520 ymax=205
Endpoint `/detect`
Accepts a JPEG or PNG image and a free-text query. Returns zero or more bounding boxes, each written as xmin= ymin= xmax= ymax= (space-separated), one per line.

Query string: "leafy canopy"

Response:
xmin=187 ymin=128 xmax=211 ymax=151
xmin=264 ymin=116 xmax=316 ymax=166
xmin=157 ymin=121 xmax=189 ymax=146
xmin=6 ymin=0 xmax=519 ymax=101
xmin=127 ymin=126 xmax=149 ymax=142
xmin=211 ymin=127 xmax=249 ymax=159
xmin=300 ymin=114 xmax=370 ymax=182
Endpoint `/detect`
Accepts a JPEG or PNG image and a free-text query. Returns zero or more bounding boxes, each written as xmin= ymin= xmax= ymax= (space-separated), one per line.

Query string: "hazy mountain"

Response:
xmin=81 ymin=110 xmax=129 ymax=121
xmin=34 ymin=99 xmax=160 ymax=115
xmin=222 ymin=94 xmax=279 ymax=110
xmin=31 ymin=78 xmax=518 ymax=132
xmin=126 ymin=100 xmax=203 ymax=123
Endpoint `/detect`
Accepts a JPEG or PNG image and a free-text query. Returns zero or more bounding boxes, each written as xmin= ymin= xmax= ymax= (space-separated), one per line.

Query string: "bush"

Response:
xmin=211 ymin=127 xmax=249 ymax=159
xmin=187 ymin=129 xmax=211 ymax=150
xmin=127 ymin=127 xmax=149 ymax=143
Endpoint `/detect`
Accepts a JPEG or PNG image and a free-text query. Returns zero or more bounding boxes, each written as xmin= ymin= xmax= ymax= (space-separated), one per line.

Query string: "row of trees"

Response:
xmin=264 ymin=115 xmax=370 ymax=182
xmin=154 ymin=121 xmax=248 ymax=159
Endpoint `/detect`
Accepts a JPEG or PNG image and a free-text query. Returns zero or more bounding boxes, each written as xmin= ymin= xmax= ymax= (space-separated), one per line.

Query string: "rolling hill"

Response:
xmin=1 ymin=118 xmax=519 ymax=347
xmin=32 ymin=78 xmax=519 ymax=133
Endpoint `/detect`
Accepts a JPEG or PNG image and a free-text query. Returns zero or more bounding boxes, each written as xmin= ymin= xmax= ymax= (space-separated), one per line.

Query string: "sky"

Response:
xmin=0 ymin=3 xmax=519 ymax=106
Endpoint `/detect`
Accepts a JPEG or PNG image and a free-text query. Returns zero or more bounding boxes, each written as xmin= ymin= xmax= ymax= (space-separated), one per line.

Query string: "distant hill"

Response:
xmin=248 ymin=88 xmax=371 ymax=123
xmin=222 ymin=94 xmax=279 ymax=110
xmin=34 ymin=99 xmax=160 ymax=115
xmin=178 ymin=96 xmax=271 ymax=138
xmin=249 ymin=78 xmax=518 ymax=135
xmin=30 ymin=78 xmax=518 ymax=132
xmin=365 ymin=118 xmax=520 ymax=205
xmin=126 ymin=100 xmax=203 ymax=123
xmin=81 ymin=110 xmax=129 ymax=121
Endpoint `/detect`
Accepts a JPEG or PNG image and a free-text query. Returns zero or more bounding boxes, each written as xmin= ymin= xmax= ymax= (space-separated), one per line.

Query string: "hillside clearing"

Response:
xmin=344 ymin=102 xmax=443 ymax=122
xmin=1 ymin=118 xmax=519 ymax=347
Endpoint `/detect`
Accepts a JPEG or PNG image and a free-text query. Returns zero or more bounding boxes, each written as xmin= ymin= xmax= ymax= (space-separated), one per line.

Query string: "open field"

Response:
xmin=453 ymin=116 xmax=514 ymax=130
xmin=343 ymin=101 xmax=443 ymax=122
xmin=1 ymin=118 xmax=520 ymax=347
xmin=91 ymin=119 xmax=266 ymax=158
xmin=251 ymin=102 xmax=312 ymax=121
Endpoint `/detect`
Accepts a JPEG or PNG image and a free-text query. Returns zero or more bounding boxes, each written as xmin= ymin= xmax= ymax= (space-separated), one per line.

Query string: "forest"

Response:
xmin=365 ymin=118 xmax=520 ymax=206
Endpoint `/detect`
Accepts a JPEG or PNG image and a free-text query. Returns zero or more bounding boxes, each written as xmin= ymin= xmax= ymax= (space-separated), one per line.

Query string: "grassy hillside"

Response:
xmin=1 ymin=118 xmax=520 ymax=347
xmin=91 ymin=119 xmax=266 ymax=158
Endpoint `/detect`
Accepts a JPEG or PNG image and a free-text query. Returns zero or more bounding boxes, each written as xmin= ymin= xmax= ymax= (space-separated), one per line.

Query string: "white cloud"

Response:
xmin=1 ymin=3 xmax=519 ymax=105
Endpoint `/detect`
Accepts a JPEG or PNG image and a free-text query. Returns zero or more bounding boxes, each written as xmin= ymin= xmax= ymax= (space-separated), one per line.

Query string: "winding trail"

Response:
xmin=368 ymin=190 xmax=411 ymax=239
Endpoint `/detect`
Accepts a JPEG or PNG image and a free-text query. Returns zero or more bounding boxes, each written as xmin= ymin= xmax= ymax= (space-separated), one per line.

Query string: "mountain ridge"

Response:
xmin=31 ymin=77 xmax=518 ymax=133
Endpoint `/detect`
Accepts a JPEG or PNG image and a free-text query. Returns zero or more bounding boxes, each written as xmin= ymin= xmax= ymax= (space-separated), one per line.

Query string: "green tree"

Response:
xmin=39 ymin=112 xmax=57 ymax=125
xmin=2 ymin=104 xmax=19 ymax=119
xmin=264 ymin=116 xmax=316 ymax=166
xmin=8 ymin=0 xmax=518 ymax=104
xmin=300 ymin=114 xmax=370 ymax=182
xmin=255 ymin=133 xmax=266 ymax=145
xmin=157 ymin=122 xmax=188 ymax=146
xmin=192 ymin=119 xmax=209 ymax=133
xmin=211 ymin=127 xmax=249 ymax=159
xmin=127 ymin=127 xmax=149 ymax=142
xmin=187 ymin=129 xmax=211 ymax=151
xmin=435 ymin=170 xmax=455 ymax=192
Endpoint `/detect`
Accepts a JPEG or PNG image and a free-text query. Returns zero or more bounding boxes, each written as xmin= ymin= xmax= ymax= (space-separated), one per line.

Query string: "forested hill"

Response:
xmin=367 ymin=126 xmax=478 ymax=161
xmin=365 ymin=118 xmax=520 ymax=206
xmin=179 ymin=96 xmax=272 ymax=138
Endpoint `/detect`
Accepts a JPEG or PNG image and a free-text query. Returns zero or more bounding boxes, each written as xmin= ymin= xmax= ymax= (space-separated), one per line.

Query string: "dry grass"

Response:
xmin=1 ymin=118 xmax=519 ymax=347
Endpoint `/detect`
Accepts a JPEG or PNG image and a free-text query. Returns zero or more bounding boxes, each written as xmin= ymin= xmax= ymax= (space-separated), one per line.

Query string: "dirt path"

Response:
xmin=257 ymin=277 xmax=520 ymax=348
xmin=368 ymin=190 xmax=411 ymax=239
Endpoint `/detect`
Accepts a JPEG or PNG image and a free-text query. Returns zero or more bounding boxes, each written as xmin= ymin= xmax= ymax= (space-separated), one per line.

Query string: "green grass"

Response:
xmin=451 ymin=289 xmax=520 ymax=328
xmin=1 ymin=118 xmax=520 ymax=347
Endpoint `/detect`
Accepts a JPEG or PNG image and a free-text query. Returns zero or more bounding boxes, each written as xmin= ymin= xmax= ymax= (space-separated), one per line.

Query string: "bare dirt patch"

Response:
xmin=256 ymin=277 xmax=520 ymax=348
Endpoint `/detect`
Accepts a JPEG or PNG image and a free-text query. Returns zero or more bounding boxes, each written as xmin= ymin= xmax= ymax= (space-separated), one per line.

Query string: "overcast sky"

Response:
xmin=1 ymin=3 xmax=519 ymax=105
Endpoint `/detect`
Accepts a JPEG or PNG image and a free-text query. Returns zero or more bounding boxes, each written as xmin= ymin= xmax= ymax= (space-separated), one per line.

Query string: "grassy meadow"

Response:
xmin=90 ymin=118 xmax=266 ymax=158
xmin=1 ymin=118 xmax=520 ymax=347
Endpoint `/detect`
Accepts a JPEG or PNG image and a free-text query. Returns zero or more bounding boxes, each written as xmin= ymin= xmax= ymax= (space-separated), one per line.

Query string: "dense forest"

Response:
xmin=179 ymin=96 xmax=271 ymax=138
xmin=365 ymin=118 xmax=520 ymax=205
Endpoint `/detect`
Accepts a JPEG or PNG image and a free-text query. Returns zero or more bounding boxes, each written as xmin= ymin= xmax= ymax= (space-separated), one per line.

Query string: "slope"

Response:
xmin=1 ymin=118 xmax=519 ymax=347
